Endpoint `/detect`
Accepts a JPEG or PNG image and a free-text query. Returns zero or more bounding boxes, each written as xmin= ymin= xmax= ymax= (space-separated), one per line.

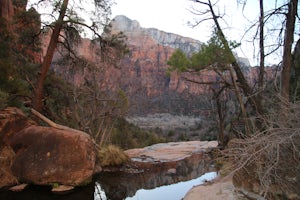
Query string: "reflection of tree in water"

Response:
xmin=94 ymin=183 xmax=107 ymax=200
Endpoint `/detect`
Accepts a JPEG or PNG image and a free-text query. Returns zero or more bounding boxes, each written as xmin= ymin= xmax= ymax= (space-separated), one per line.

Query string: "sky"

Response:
xmin=27 ymin=0 xmax=297 ymax=66
xmin=111 ymin=0 xmax=293 ymax=66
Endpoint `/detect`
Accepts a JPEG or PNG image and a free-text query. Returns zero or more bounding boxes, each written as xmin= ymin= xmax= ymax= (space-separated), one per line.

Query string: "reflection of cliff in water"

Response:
xmin=94 ymin=152 xmax=214 ymax=200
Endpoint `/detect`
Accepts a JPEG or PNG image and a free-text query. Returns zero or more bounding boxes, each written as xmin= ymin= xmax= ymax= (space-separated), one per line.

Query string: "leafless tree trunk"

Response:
xmin=281 ymin=0 xmax=298 ymax=101
xmin=33 ymin=0 xmax=69 ymax=112
xmin=258 ymin=0 xmax=265 ymax=97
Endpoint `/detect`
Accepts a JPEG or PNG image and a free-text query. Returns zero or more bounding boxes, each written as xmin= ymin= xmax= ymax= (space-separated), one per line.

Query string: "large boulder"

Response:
xmin=0 ymin=107 xmax=96 ymax=188
xmin=7 ymin=125 xmax=96 ymax=186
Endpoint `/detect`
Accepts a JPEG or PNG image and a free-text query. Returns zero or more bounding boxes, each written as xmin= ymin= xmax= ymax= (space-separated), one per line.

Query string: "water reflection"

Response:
xmin=94 ymin=153 xmax=215 ymax=200
xmin=94 ymin=172 xmax=217 ymax=200
xmin=94 ymin=183 xmax=107 ymax=200
xmin=125 ymin=172 xmax=217 ymax=200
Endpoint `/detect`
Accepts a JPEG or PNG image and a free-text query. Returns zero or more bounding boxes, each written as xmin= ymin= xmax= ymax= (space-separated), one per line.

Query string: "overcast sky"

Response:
xmin=111 ymin=0 xmax=290 ymax=66
xmin=28 ymin=0 xmax=296 ymax=66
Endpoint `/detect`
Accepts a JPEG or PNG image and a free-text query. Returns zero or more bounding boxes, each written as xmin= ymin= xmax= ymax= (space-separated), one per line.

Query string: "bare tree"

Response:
xmin=257 ymin=0 xmax=265 ymax=112
xmin=281 ymin=0 xmax=298 ymax=101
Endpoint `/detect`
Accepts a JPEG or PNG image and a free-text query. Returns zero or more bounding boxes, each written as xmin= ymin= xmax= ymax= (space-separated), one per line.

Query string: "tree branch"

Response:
xmin=31 ymin=108 xmax=88 ymax=135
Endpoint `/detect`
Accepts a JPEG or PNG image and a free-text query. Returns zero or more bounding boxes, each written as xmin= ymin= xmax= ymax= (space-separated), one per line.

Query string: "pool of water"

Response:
xmin=128 ymin=172 xmax=216 ymax=200
xmin=94 ymin=172 xmax=217 ymax=200
xmin=0 ymin=172 xmax=217 ymax=200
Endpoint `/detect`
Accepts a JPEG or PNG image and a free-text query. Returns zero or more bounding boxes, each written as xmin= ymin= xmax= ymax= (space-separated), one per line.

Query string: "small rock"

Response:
xmin=9 ymin=183 xmax=28 ymax=192
xmin=167 ymin=168 xmax=176 ymax=174
xmin=51 ymin=185 xmax=74 ymax=193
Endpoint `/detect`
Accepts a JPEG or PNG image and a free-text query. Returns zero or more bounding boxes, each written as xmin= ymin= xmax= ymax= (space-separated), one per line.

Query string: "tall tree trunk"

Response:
xmin=206 ymin=0 xmax=263 ymax=116
xmin=258 ymin=0 xmax=265 ymax=94
xmin=281 ymin=0 xmax=298 ymax=101
xmin=33 ymin=0 xmax=69 ymax=112
xmin=229 ymin=66 xmax=250 ymax=136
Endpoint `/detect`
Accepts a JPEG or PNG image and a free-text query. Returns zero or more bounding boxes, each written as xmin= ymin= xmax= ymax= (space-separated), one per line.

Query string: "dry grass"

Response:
xmin=224 ymin=100 xmax=300 ymax=199
xmin=97 ymin=145 xmax=129 ymax=167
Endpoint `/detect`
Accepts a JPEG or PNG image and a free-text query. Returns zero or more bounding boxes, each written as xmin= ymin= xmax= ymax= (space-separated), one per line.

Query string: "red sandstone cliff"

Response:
xmin=49 ymin=15 xmax=277 ymax=115
xmin=0 ymin=0 xmax=14 ymax=22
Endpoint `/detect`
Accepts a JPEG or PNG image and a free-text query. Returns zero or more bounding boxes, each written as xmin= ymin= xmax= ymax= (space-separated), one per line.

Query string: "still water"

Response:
xmin=0 ymin=172 xmax=217 ymax=200
xmin=94 ymin=172 xmax=217 ymax=200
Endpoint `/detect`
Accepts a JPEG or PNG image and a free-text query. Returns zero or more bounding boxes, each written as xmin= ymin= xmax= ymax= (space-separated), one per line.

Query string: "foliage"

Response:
xmin=167 ymin=30 xmax=240 ymax=73
xmin=190 ymin=33 xmax=240 ymax=71
xmin=97 ymin=145 xmax=129 ymax=167
xmin=43 ymin=71 xmax=74 ymax=125
xmin=0 ymin=15 xmax=36 ymax=110
xmin=167 ymin=49 xmax=190 ymax=75
xmin=13 ymin=7 xmax=41 ymax=57
xmin=51 ymin=182 xmax=60 ymax=188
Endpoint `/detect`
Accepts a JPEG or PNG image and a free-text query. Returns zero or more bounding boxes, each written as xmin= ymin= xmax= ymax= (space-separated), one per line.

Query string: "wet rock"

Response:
xmin=7 ymin=125 xmax=96 ymax=186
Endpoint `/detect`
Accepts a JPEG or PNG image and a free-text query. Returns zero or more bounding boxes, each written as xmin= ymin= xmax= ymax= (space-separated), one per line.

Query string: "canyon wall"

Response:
xmin=50 ymin=15 xmax=276 ymax=116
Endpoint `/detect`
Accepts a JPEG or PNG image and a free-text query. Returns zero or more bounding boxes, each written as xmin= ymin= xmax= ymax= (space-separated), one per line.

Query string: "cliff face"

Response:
xmin=111 ymin=15 xmax=202 ymax=55
xmin=0 ymin=0 xmax=40 ymax=63
xmin=104 ymin=15 xmax=214 ymax=115
xmin=0 ymin=0 xmax=14 ymax=21
xmin=51 ymin=15 xmax=210 ymax=115
xmin=51 ymin=15 xmax=275 ymax=116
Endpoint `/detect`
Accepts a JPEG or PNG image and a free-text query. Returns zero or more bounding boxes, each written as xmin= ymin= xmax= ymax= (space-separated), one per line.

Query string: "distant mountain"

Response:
xmin=110 ymin=15 xmax=202 ymax=56
xmin=51 ymin=15 xmax=275 ymax=116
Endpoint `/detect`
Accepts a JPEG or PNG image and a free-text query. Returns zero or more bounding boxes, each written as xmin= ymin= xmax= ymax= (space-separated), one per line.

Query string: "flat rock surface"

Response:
xmin=183 ymin=175 xmax=247 ymax=200
xmin=125 ymin=141 xmax=218 ymax=162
